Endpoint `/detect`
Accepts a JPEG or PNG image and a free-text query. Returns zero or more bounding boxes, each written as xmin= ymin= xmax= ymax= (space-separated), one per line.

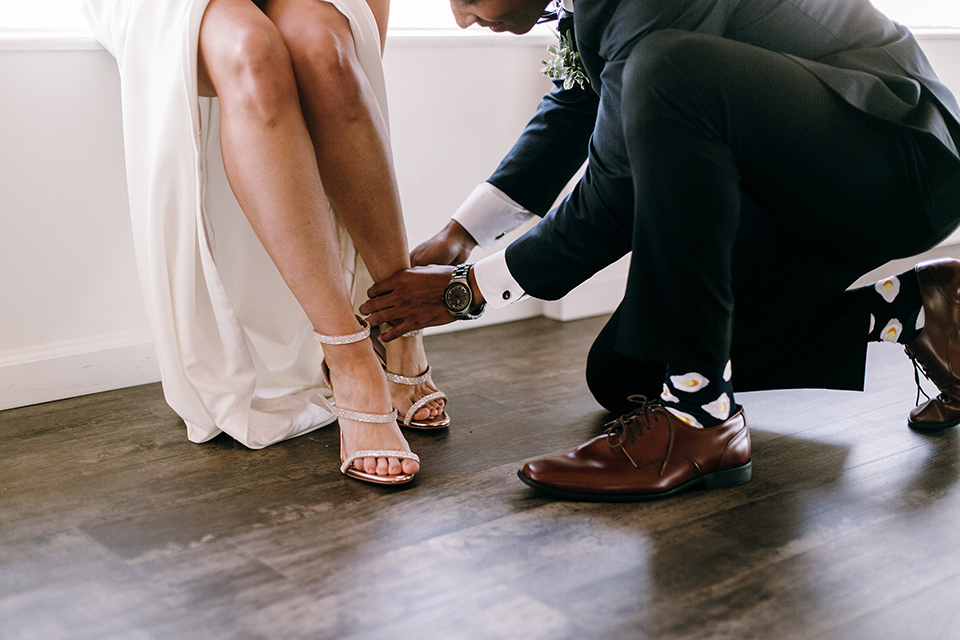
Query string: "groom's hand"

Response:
xmin=361 ymin=266 xmax=458 ymax=341
xmin=410 ymin=220 xmax=477 ymax=267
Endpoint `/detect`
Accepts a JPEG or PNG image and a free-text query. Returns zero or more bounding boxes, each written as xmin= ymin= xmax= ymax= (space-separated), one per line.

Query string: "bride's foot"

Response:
xmin=382 ymin=329 xmax=450 ymax=429
xmin=317 ymin=327 xmax=420 ymax=480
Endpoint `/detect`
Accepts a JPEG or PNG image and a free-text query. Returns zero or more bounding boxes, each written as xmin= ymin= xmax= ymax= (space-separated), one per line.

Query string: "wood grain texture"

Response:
xmin=2 ymin=312 xmax=960 ymax=640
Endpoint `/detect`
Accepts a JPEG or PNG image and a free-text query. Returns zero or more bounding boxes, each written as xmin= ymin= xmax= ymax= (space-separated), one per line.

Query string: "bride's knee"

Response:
xmin=204 ymin=24 xmax=298 ymax=119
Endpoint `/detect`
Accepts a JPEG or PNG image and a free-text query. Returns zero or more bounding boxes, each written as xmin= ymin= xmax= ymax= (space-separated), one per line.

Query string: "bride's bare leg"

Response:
xmin=264 ymin=0 xmax=445 ymax=422
xmin=198 ymin=0 xmax=417 ymax=476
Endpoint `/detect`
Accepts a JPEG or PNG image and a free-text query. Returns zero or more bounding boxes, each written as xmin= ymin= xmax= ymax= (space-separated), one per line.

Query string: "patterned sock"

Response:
xmin=864 ymin=269 xmax=924 ymax=344
xmin=659 ymin=361 xmax=735 ymax=428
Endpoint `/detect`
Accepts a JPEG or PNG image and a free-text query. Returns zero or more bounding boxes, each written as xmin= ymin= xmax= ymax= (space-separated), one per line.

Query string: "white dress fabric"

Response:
xmin=82 ymin=0 xmax=386 ymax=448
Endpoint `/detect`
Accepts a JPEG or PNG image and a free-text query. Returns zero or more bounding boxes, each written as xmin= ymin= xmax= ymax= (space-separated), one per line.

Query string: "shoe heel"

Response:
xmin=704 ymin=461 xmax=752 ymax=490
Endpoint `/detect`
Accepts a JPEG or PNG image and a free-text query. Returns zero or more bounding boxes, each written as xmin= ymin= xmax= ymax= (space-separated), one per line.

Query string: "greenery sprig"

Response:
xmin=541 ymin=30 xmax=588 ymax=90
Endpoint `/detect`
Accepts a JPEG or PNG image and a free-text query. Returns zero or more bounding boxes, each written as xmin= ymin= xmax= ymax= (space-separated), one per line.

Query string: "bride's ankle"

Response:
xmin=322 ymin=338 xmax=377 ymax=367
xmin=324 ymin=347 xmax=390 ymax=395
xmin=384 ymin=331 xmax=427 ymax=360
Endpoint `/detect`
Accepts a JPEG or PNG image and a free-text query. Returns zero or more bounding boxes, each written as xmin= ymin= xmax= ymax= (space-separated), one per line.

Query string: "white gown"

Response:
xmin=82 ymin=0 xmax=386 ymax=448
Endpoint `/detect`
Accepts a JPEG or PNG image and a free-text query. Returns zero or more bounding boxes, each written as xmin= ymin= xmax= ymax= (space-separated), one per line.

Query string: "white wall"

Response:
xmin=0 ymin=42 xmax=154 ymax=409
xmin=1 ymin=29 xmax=960 ymax=410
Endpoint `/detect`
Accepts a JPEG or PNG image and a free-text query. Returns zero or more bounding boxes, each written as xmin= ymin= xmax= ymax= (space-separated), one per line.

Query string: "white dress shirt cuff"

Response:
xmin=474 ymin=250 xmax=529 ymax=309
xmin=451 ymin=183 xmax=534 ymax=249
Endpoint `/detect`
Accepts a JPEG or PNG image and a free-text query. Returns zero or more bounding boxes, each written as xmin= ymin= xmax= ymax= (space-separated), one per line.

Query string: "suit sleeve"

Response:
xmin=487 ymin=15 xmax=600 ymax=217
xmin=504 ymin=160 xmax=635 ymax=301
xmin=501 ymin=0 xmax=735 ymax=300
xmin=502 ymin=47 xmax=637 ymax=302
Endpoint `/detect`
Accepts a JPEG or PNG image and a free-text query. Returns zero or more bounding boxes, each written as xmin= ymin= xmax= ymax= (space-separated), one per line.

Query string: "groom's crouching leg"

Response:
xmin=585 ymin=309 xmax=665 ymax=415
xmin=518 ymin=397 xmax=751 ymax=502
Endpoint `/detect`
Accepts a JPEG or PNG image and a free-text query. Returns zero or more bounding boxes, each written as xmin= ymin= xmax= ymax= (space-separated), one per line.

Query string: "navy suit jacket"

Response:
xmin=494 ymin=0 xmax=960 ymax=301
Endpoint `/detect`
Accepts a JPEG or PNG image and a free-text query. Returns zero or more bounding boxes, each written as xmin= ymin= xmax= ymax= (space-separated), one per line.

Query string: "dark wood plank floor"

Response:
xmin=3 ymin=312 xmax=960 ymax=640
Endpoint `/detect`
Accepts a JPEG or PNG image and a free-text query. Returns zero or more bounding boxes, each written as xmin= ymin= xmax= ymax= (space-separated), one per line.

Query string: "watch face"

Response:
xmin=444 ymin=282 xmax=472 ymax=313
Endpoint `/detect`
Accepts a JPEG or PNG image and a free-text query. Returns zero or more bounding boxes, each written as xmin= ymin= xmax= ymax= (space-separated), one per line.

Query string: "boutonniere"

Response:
xmin=541 ymin=29 xmax=588 ymax=90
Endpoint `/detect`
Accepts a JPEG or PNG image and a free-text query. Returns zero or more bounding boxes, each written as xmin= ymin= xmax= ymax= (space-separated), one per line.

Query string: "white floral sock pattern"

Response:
xmin=864 ymin=270 xmax=923 ymax=345
xmin=661 ymin=361 xmax=735 ymax=428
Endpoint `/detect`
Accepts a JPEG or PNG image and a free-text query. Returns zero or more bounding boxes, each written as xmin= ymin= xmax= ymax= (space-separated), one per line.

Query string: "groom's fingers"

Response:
xmin=364 ymin=308 xmax=397 ymax=331
xmin=358 ymin=290 xmax=387 ymax=315
xmin=378 ymin=310 xmax=456 ymax=342
xmin=366 ymin=266 xmax=454 ymax=308
xmin=361 ymin=266 xmax=458 ymax=338
xmin=360 ymin=298 xmax=399 ymax=328
xmin=378 ymin=319 xmax=415 ymax=342
xmin=365 ymin=273 xmax=399 ymax=300
xmin=366 ymin=296 xmax=456 ymax=339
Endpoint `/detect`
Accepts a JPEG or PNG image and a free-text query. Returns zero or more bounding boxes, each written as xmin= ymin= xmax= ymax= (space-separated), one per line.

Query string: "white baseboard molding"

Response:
xmin=0 ymin=329 xmax=160 ymax=410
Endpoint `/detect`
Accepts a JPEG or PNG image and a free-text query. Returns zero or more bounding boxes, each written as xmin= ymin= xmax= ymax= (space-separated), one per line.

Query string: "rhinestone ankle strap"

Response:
xmin=381 ymin=322 xmax=422 ymax=339
xmin=329 ymin=403 xmax=397 ymax=423
xmin=384 ymin=366 xmax=433 ymax=386
xmin=314 ymin=319 xmax=370 ymax=345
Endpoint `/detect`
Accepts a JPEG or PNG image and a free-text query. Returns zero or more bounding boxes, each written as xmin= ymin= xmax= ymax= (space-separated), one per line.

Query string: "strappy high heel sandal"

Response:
xmin=314 ymin=321 xmax=420 ymax=485
xmin=370 ymin=325 xmax=451 ymax=430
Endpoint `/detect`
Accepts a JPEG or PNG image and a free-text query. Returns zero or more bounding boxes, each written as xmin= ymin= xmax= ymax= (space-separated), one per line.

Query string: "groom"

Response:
xmin=361 ymin=0 xmax=960 ymax=501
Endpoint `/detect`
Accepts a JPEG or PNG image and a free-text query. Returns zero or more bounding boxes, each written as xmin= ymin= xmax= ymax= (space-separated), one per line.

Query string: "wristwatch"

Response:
xmin=443 ymin=263 xmax=486 ymax=320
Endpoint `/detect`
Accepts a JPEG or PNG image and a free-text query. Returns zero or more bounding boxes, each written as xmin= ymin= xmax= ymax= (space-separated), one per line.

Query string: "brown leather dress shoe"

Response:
xmin=518 ymin=398 xmax=751 ymax=502
xmin=904 ymin=258 xmax=960 ymax=430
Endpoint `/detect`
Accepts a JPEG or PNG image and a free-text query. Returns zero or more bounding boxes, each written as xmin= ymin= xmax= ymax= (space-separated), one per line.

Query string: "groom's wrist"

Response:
xmin=448 ymin=220 xmax=479 ymax=252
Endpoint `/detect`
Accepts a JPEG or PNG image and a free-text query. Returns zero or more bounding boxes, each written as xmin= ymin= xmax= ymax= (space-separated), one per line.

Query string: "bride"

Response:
xmin=83 ymin=0 xmax=448 ymax=484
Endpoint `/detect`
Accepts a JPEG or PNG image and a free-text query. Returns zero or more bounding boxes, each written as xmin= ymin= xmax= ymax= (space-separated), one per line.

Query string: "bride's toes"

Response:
xmin=412 ymin=405 xmax=433 ymax=421
xmin=376 ymin=457 xmax=391 ymax=476
xmin=402 ymin=458 xmax=420 ymax=475
xmin=387 ymin=457 xmax=404 ymax=475
xmin=412 ymin=393 xmax=444 ymax=419
xmin=413 ymin=403 xmax=442 ymax=421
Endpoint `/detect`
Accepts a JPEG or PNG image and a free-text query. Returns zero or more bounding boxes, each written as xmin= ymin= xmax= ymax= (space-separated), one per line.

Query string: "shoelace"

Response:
xmin=604 ymin=395 xmax=658 ymax=449
xmin=907 ymin=348 xmax=939 ymax=406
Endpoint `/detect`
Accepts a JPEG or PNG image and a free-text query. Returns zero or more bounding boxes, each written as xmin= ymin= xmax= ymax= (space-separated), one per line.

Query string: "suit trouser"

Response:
xmin=585 ymin=31 xmax=960 ymax=414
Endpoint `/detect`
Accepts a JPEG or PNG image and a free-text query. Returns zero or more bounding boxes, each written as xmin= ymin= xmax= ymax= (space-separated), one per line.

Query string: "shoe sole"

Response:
xmin=907 ymin=414 xmax=960 ymax=431
xmin=400 ymin=413 xmax=451 ymax=430
xmin=343 ymin=468 xmax=417 ymax=485
xmin=516 ymin=461 xmax=752 ymax=503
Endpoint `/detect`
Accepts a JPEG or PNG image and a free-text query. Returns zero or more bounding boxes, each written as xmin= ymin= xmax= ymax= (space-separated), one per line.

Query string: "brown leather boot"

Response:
xmin=518 ymin=396 xmax=751 ymax=501
xmin=908 ymin=395 xmax=960 ymax=430
xmin=904 ymin=258 xmax=960 ymax=430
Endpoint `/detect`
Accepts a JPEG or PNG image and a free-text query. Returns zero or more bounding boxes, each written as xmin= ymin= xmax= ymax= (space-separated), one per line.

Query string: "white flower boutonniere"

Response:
xmin=541 ymin=30 xmax=588 ymax=90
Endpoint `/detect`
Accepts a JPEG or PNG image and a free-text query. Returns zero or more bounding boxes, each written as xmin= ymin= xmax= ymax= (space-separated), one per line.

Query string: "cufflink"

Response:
xmin=502 ymin=291 xmax=511 ymax=301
